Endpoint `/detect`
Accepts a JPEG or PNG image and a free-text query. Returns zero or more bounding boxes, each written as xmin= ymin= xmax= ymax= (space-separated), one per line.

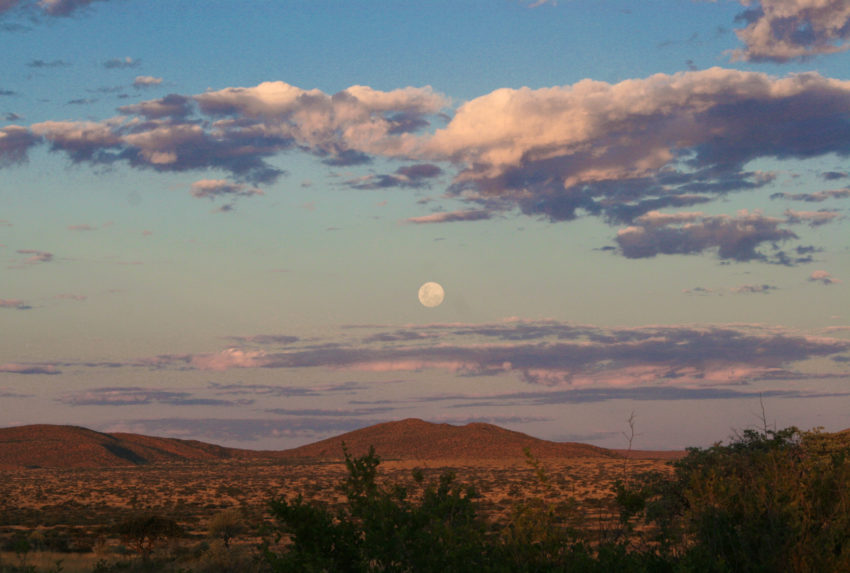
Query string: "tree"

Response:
xmin=208 ymin=508 xmax=246 ymax=549
xmin=115 ymin=513 xmax=182 ymax=560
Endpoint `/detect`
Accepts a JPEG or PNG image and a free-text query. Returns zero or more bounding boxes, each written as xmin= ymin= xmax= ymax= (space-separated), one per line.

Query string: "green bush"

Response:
xmin=617 ymin=427 xmax=850 ymax=572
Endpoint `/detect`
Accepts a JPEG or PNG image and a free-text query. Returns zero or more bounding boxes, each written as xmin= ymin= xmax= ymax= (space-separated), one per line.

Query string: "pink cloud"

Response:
xmin=133 ymin=76 xmax=163 ymax=88
xmin=190 ymin=179 xmax=263 ymax=200
xmin=188 ymin=348 xmax=272 ymax=371
xmin=809 ymin=270 xmax=842 ymax=285
xmin=730 ymin=0 xmax=850 ymax=62
xmin=16 ymin=249 xmax=54 ymax=264
xmin=405 ymin=210 xmax=492 ymax=224
xmin=0 ymin=363 xmax=60 ymax=375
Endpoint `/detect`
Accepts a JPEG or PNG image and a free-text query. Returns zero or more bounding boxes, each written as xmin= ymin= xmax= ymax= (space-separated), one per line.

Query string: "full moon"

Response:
xmin=418 ymin=281 xmax=445 ymax=307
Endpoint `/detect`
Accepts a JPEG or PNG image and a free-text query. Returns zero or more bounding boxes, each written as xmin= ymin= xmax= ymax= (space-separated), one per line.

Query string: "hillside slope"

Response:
xmin=0 ymin=424 xmax=252 ymax=468
xmin=279 ymin=418 xmax=618 ymax=461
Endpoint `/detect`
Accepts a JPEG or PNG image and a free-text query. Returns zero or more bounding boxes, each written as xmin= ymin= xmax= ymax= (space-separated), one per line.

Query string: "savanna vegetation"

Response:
xmin=1 ymin=425 xmax=849 ymax=572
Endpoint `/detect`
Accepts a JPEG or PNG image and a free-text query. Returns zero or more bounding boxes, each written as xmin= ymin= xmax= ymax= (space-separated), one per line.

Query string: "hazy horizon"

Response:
xmin=1 ymin=0 xmax=848 ymax=451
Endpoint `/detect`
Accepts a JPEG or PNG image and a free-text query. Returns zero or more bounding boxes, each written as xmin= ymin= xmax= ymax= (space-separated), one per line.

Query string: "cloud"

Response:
xmin=425 ymin=68 xmax=850 ymax=228
xmin=209 ymin=380 xmax=364 ymax=398
xmin=19 ymin=82 xmax=446 ymax=185
xmin=0 ymin=298 xmax=30 ymax=309
xmin=118 ymin=94 xmax=192 ymax=119
xmin=103 ymin=57 xmax=139 ymax=69
xmin=27 ymin=59 xmax=71 ymax=68
xmin=343 ymin=163 xmax=443 ymax=190
xmin=0 ymin=126 xmax=39 ymax=166
xmin=771 ymin=188 xmax=850 ymax=202
xmin=685 ymin=284 xmax=778 ymax=295
xmin=67 ymin=223 xmax=96 ymax=231
xmin=0 ymin=363 xmax=60 ymax=374
xmin=15 ymin=249 xmax=54 ymax=264
xmin=405 ymin=209 xmax=492 ymax=224
xmin=193 ymin=81 xmax=447 ymax=157
xmin=615 ymin=210 xmax=796 ymax=262
xmin=809 ymin=270 xmax=841 ymax=285
xmin=139 ymin=320 xmax=850 ymax=389
xmin=190 ymin=179 xmax=263 ymax=201
xmin=58 ymin=386 xmax=252 ymax=407
xmin=432 ymin=386 xmax=849 ymax=407
xmin=132 ymin=76 xmax=162 ymax=88
xmin=266 ymin=407 xmax=394 ymax=417
xmin=730 ymin=0 xmax=850 ymax=62
xmin=7 ymin=69 xmax=850 ymax=252
xmin=227 ymin=334 xmax=299 ymax=345
xmin=729 ymin=284 xmax=777 ymax=294
xmin=784 ymin=208 xmax=841 ymax=226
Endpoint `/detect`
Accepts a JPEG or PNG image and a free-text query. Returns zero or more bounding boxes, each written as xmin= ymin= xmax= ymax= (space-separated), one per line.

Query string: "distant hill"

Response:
xmin=0 ymin=424 xmax=253 ymax=469
xmin=0 ymin=419 xmax=660 ymax=469
xmin=278 ymin=418 xmax=618 ymax=461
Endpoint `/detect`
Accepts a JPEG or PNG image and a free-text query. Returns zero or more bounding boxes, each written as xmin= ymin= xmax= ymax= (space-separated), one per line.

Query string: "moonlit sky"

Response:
xmin=1 ymin=0 xmax=849 ymax=450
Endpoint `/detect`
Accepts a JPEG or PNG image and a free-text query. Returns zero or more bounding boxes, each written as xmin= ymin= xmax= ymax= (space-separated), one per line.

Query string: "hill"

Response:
xmin=0 ymin=424 xmax=253 ymax=469
xmin=278 ymin=418 xmax=618 ymax=461
xmin=0 ymin=419 xmax=647 ymax=469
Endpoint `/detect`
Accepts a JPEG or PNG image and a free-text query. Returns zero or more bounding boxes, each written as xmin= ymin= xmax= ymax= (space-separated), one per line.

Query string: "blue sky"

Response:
xmin=1 ymin=0 xmax=849 ymax=450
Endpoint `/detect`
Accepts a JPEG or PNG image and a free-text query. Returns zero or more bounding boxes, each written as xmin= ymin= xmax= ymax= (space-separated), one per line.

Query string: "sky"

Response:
xmin=1 ymin=0 xmax=849 ymax=451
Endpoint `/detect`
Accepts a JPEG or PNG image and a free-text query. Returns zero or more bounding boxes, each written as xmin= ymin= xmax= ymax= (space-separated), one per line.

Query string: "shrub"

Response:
xmin=263 ymin=444 xmax=490 ymax=572
xmin=115 ymin=513 xmax=183 ymax=561
xmin=617 ymin=427 xmax=850 ymax=572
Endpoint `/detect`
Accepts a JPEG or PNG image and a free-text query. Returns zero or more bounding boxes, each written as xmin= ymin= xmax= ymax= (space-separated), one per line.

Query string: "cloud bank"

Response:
xmin=4 ymin=68 xmax=850 ymax=261
xmin=137 ymin=320 xmax=850 ymax=390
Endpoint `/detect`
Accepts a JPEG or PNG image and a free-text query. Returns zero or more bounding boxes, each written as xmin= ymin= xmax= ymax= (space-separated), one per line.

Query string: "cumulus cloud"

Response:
xmin=118 ymin=94 xmax=192 ymax=119
xmin=405 ymin=209 xmax=492 ymax=224
xmin=194 ymin=81 xmax=447 ymax=158
xmin=730 ymin=0 xmax=850 ymax=62
xmin=23 ymin=82 xmax=447 ymax=185
xmin=615 ymin=210 xmax=796 ymax=261
xmin=425 ymin=68 xmax=850 ymax=226
xmin=7 ymin=70 xmax=850 ymax=255
xmin=809 ymin=270 xmax=841 ymax=285
xmin=132 ymin=76 xmax=162 ymax=88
